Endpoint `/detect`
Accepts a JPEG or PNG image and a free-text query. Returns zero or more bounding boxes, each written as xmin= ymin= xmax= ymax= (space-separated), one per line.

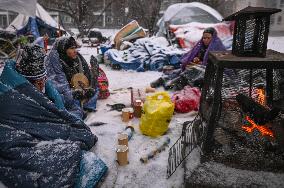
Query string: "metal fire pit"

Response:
xmin=201 ymin=50 xmax=284 ymax=153
xmin=167 ymin=49 xmax=284 ymax=178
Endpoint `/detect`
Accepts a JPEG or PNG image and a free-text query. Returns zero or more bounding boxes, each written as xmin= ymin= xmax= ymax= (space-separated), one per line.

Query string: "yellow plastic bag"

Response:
xmin=139 ymin=92 xmax=174 ymax=137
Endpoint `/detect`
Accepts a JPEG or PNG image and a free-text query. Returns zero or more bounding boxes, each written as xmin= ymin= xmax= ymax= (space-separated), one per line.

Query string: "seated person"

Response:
xmin=151 ymin=27 xmax=226 ymax=90
xmin=0 ymin=45 xmax=107 ymax=187
xmin=15 ymin=45 xmax=64 ymax=109
xmin=45 ymin=36 xmax=100 ymax=119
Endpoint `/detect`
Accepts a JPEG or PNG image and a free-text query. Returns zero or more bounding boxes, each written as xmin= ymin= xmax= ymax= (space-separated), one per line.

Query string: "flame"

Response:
xmin=242 ymin=88 xmax=274 ymax=138
xmin=242 ymin=116 xmax=274 ymax=138
xmin=256 ymin=88 xmax=266 ymax=105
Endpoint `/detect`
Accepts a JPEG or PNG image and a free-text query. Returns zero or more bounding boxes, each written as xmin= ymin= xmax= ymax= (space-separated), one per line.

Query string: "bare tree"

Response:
xmin=128 ymin=0 xmax=163 ymax=34
xmin=50 ymin=0 xmax=114 ymax=34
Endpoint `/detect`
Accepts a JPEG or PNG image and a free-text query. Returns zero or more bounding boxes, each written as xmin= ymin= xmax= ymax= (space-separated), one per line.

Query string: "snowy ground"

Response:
xmin=84 ymin=65 xmax=196 ymax=187
xmin=80 ymin=56 xmax=195 ymax=187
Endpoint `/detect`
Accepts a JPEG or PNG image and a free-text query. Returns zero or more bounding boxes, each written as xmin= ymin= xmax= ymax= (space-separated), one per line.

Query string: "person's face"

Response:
xmin=31 ymin=77 xmax=46 ymax=92
xmin=66 ymin=47 xmax=77 ymax=59
xmin=202 ymin=32 xmax=213 ymax=47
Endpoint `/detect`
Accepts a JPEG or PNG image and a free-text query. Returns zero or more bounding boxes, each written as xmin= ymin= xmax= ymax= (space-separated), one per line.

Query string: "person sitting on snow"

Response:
xmin=15 ymin=45 xmax=65 ymax=110
xmin=151 ymin=27 xmax=226 ymax=90
xmin=0 ymin=45 xmax=108 ymax=188
xmin=45 ymin=36 xmax=99 ymax=119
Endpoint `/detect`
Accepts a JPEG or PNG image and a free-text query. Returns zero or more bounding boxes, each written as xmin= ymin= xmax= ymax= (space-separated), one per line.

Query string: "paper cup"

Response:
xmin=117 ymin=145 xmax=129 ymax=166
xmin=122 ymin=108 xmax=130 ymax=122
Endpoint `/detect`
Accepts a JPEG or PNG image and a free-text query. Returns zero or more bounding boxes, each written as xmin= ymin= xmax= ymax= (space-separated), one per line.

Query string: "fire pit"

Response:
xmin=182 ymin=50 xmax=284 ymax=187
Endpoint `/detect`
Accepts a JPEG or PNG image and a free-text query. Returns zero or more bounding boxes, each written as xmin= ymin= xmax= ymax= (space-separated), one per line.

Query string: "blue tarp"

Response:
xmin=17 ymin=17 xmax=60 ymax=47
xmin=0 ymin=60 xmax=107 ymax=187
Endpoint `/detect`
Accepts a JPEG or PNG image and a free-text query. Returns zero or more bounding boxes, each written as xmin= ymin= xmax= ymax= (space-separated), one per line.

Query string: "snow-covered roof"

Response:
xmin=5 ymin=3 xmax=64 ymax=32
xmin=163 ymin=2 xmax=223 ymax=23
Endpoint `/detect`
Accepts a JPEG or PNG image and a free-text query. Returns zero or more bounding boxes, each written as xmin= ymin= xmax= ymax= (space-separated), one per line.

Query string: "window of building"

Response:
xmin=280 ymin=0 xmax=284 ymax=8
xmin=270 ymin=15 xmax=275 ymax=25
xmin=64 ymin=15 xmax=72 ymax=24
xmin=107 ymin=17 xmax=112 ymax=23
xmin=277 ymin=16 xmax=282 ymax=25
xmin=118 ymin=18 xmax=121 ymax=24
xmin=0 ymin=15 xmax=7 ymax=28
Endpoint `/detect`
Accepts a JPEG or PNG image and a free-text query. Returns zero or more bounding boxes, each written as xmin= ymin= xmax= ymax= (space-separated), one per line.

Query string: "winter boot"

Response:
xmin=150 ymin=77 xmax=165 ymax=88
xmin=164 ymin=76 xmax=185 ymax=90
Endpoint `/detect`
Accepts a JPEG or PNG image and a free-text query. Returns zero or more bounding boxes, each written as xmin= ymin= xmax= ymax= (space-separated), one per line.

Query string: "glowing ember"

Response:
xmin=242 ymin=116 xmax=274 ymax=137
xmin=256 ymin=88 xmax=266 ymax=105
xmin=242 ymin=88 xmax=274 ymax=138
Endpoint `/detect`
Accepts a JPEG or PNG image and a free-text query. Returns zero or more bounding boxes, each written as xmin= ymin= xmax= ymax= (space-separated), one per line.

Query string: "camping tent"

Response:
xmin=163 ymin=2 xmax=223 ymax=24
xmin=157 ymin=2 xmax=223 ymax=36
xmin=6 ymin=3 xmax=65 ymax=39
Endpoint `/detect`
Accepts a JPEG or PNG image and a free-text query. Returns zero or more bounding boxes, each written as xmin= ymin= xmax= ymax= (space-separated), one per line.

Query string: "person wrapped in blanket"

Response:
xmin=45 ymin=36 xmax=100 ymax=119
xmin=0 ymin=45 xmax=107 ymax=188
xmin=15 ymin=45 xmax=64 ymax=109
xmin=151 ymin=27 xmax=226 ymax=90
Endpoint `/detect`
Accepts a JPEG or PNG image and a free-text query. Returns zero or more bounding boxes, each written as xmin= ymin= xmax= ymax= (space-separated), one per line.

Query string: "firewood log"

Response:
xmin=236 ymin=94 xmax=280 ymax=125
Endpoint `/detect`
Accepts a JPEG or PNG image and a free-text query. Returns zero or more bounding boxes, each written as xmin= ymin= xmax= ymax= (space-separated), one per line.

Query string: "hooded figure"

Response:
xmin=151 ymin=27 xmax=226 ymax=90
xmin=15 ymin=45 xmax=64 ymax=110
xmin=45 ymin=37 xmax=99 ymax=119
xmin=180 ymin=27 xmax=226 ymax=70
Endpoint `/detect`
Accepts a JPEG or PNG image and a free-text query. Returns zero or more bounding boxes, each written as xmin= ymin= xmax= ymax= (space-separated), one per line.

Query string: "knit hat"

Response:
xmin=203 ymin=27 xmax=216 ymax=35
xmin=16 ymin=45 xmax=47 ymax=80
xmin=56 ymin=36 xmax=78 ymax=55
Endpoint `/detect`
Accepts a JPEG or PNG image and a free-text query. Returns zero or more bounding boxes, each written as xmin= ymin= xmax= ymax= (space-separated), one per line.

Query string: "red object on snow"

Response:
xmin=171 ymin=86 xmax=201 ymax=113
xmin=97 ymin=68 xmax=110 ymax=99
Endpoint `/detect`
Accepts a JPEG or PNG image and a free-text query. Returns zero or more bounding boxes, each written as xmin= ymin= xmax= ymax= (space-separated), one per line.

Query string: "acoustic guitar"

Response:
xmin=71 ymin=73 xmax=90 ymax=106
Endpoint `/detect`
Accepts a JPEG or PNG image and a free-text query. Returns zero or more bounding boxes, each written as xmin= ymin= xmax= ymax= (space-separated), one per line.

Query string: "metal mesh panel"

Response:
xmin=166 ymin=115 xmax=207 ymax=178
xmin=221 ymin=69 xmax=281 ymax=100
xmin=233 ymin=16 xmax=270 ymax=57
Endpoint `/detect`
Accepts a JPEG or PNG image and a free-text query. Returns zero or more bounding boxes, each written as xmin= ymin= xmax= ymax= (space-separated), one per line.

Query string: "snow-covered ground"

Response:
xmin=85 ymin=65 xmax=194 ymax=187
xmin=80 ymin=45 xmax=192 ymax=187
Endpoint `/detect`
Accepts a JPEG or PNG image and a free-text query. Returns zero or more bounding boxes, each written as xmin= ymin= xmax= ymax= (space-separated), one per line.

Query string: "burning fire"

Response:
xmin=242 ymin=88 xmax=274 ymax=138
xmin=242 ymin=116 xmax=274 ymax=137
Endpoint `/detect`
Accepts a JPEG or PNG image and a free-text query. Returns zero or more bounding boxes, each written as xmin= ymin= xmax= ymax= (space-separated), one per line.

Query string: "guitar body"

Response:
xmin=71 ymin=73 xmax=90 ymax=89
xmin=71 ymin=73 xmax=90 ymax=106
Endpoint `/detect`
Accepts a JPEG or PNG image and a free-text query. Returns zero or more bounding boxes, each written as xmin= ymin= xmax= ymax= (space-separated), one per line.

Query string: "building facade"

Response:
xmin=0 ymin=10 xmax=17 ymax=29
xmin=197 ymin=0 xmax=284 ymax=35
xmin=267 ymin=0 xmax=284 ymax=34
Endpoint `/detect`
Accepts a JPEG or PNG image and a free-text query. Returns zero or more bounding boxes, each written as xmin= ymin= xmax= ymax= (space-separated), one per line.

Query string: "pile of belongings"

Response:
xmin=105 ymin=37 xmax=185 ymax=72
xmin=114 ymin=20 xmax=147 ymax=50
xmin=169 ymin=22 xmax=233 ymax=50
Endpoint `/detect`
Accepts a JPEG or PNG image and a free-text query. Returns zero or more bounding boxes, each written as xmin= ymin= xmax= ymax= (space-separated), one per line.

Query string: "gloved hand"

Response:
xmin=72 ymin=89 xmax=84 ymax=100
xmin=84 ymin=88 xmax=96 ymax=98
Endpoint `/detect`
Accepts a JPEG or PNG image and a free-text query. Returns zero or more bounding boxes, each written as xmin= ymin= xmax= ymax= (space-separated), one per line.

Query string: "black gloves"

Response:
xmin=84 ymin=88 xmax=96 ymax=98
xmin=72 ymin=89 xmax=84 ymax=100
xmin=72 ymin=88 xmax=96 ymax=100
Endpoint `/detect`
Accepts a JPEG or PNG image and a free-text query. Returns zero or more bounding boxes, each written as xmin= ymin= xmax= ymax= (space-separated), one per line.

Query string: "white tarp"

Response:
xmin=6 ymin=3 xmax=64 ymax=32
xmin=0 ymin=0 xmax=37 ymax=16
xmin=163 ymin=2 xmax=223 ymax=23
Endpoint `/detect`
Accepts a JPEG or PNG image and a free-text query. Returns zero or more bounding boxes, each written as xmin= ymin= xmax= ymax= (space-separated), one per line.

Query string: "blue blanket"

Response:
xmin=0 ymin=61 xmax=107 ymax=188
xmin=105 ymin=38 xmax=184 ymax=72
